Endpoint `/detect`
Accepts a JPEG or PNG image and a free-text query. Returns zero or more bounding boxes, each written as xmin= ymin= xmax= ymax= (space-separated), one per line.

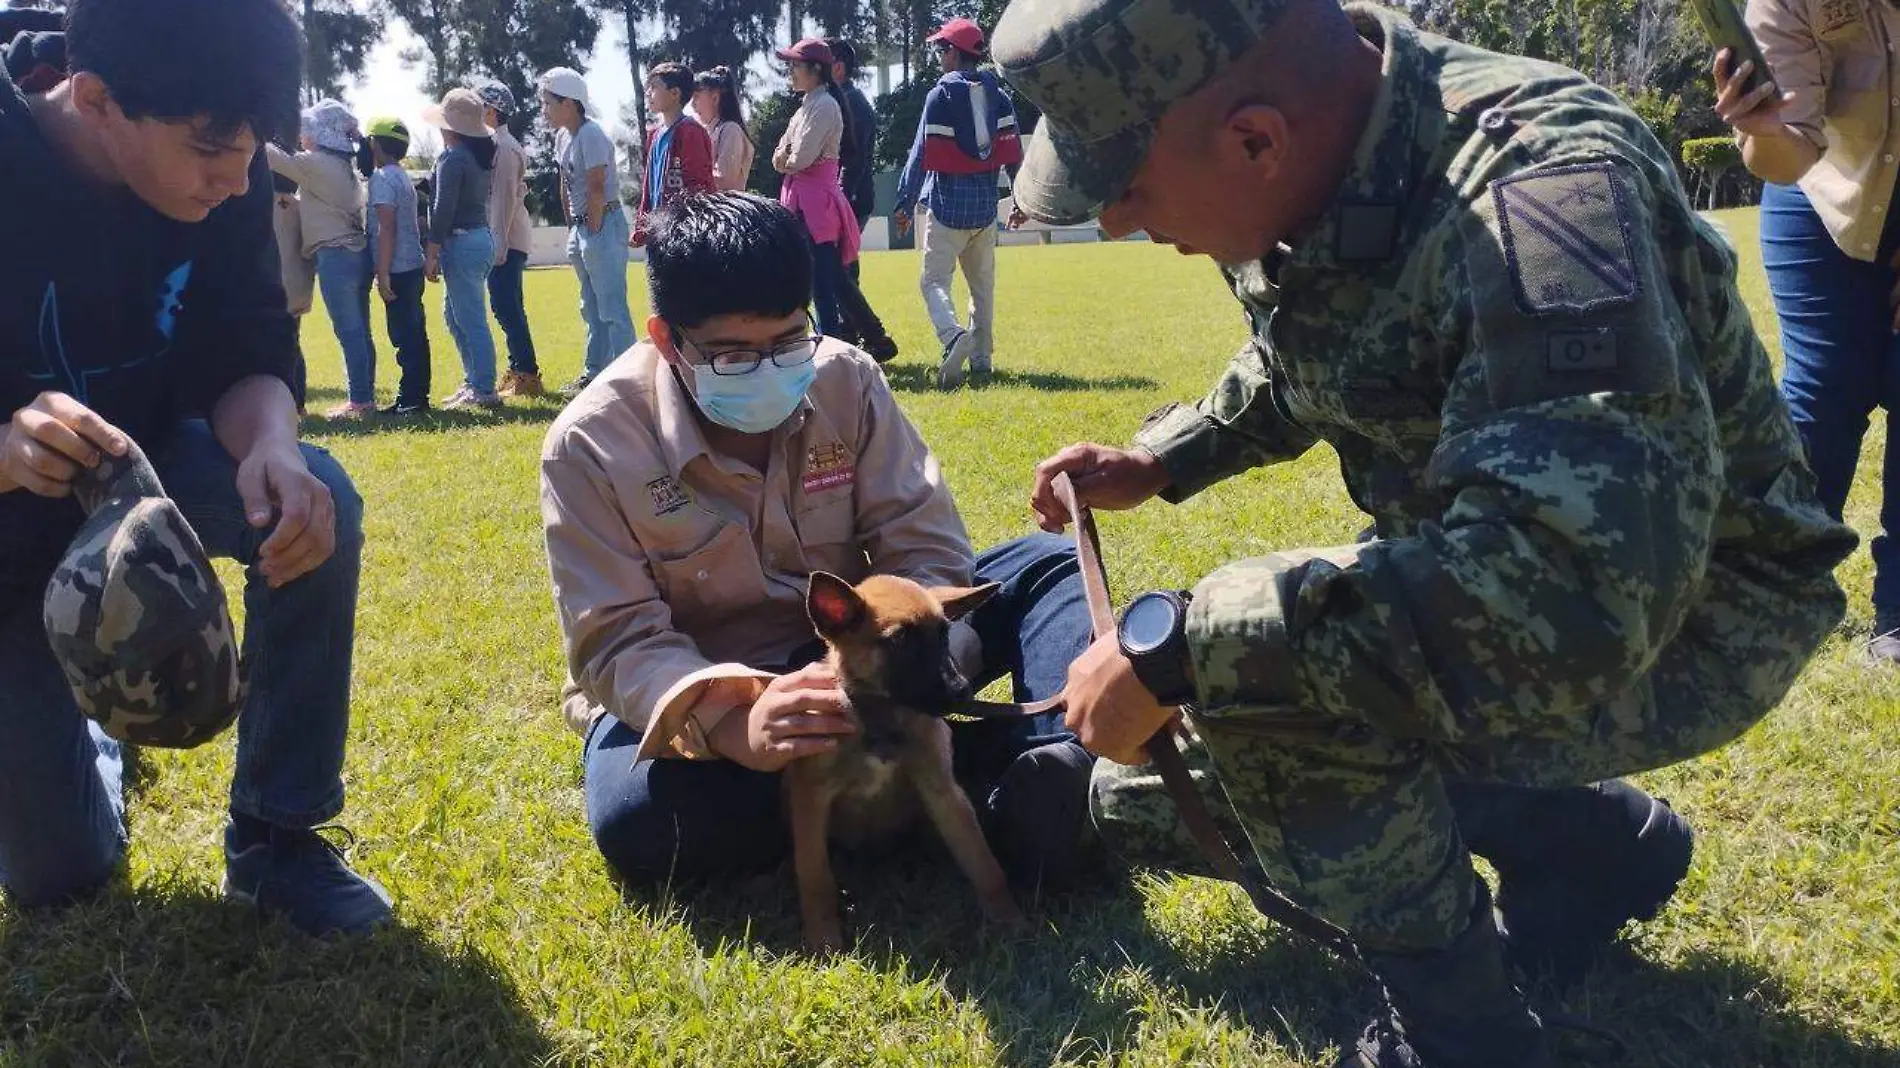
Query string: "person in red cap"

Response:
xmin=892 ymin=18 xmax=1024 ymax=389
xmin=771 ymin=36 xmax=900 ymax=364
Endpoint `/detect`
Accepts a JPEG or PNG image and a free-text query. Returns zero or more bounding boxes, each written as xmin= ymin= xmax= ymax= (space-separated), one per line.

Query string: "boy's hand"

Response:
xmin=710 ymin=663 xmax=857 ymax=773
xmin=377 ymin=273 xmax=395 ymax=303
xmin=0 ymin=392 xmax=130 ymax=497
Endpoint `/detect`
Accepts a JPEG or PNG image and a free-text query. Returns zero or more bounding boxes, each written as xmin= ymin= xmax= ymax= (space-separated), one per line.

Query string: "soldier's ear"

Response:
xmin=1225 ymin=103 xmax=1288 ymax=181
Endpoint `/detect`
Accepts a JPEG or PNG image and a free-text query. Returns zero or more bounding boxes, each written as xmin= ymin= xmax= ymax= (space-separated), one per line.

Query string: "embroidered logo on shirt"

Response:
xmin=647 ymin=475 xmax=691 ymax=516
xmin=1491 ymin=163 xmax=1640 ymax=316
xmin=1816 ymin=0 xmax=1861 ymax=38
xmin=802 ymin=441 xmax=855 ymax=493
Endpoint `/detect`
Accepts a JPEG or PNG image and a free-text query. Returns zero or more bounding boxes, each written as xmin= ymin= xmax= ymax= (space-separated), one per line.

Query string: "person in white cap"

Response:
xmin=537 ymin=66 xmax=634 ymax=399
xmin=473 ymin=79 xmax=543 ymax=400
xmin=421 ymin=87 xmax=503 ymax=410
xmin=266 ymin=99 xmax=376 ymax=418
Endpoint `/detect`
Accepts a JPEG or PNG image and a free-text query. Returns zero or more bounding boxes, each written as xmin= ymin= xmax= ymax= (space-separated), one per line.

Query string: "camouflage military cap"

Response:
xmin=992 ymin=0 xmax=1287 ymax=225
xmin=42 ymin=442 xmax=244 ymax=749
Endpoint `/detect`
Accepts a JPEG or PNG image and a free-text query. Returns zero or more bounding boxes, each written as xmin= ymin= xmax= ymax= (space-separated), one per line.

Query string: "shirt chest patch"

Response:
xmin=1816 ymin=0 xmax=1863 ymax=39
xmin=1491 ymin=163 xmax=1640 ymax=316
xmin=646 ymin=474 xmax=692 ymax=517
xmin=802 ymin=441 xmax=855 ymax=494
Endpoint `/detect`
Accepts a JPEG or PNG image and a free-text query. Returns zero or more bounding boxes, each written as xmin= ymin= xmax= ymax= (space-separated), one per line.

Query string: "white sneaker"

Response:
xmin=937 ymin=330 xmax=976 ymax=390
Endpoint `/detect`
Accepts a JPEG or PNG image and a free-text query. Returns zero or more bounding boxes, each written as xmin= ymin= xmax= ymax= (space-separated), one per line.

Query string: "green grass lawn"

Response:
xmin=5 ymin=211 xmax=1899 ymax=1067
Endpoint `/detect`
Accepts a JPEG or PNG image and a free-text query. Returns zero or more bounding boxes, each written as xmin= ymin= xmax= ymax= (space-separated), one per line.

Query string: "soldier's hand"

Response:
xmin=0 ymin=392 xmax=130 ymax=498
xmin=1062 ymin=633 xmax=1175 ymax=766
xmin=1712 ymin=49 xmax=1788 ymax=139
xmin=1030 ymin=443 xmax=1172 ymax=533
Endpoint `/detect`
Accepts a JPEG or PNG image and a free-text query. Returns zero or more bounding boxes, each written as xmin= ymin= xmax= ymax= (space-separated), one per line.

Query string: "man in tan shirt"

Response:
xmin=474 ymin=80 xmax=543 ymax=398
xmin=540 ymin=192 xmax=1095 ymax=889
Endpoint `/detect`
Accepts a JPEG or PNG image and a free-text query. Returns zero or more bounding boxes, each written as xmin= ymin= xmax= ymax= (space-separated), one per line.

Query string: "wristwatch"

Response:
xmin=1117 ymin=590 xmax=1196 ymax=707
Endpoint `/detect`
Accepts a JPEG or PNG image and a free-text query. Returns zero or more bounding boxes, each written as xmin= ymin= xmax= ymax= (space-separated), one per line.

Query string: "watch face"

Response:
xmin=1121 ymin=593 xmax=1179 ymax=656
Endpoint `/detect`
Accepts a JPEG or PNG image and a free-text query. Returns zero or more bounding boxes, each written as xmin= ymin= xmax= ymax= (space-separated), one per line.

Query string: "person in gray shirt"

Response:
xmin=421 ymin=87 xmax=503 ymax=409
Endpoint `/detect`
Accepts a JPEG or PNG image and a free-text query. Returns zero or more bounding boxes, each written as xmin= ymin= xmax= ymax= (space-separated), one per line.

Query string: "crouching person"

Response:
xmin=540 ymin=192 xmax=1096 ymax=896
xmin=0 ymin=0 xmax=390 ymax=935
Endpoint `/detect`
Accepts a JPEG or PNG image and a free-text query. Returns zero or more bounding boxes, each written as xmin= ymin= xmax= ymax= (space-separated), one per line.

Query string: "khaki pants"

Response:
xmin=919 ymin=211 xmax=996 ymax=367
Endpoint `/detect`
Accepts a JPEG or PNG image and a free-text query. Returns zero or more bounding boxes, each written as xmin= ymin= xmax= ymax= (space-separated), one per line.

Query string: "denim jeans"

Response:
xmin=383 ymin=267 xmax=432 ymax=407
xmin=488 ymin=247 xmax=539 ymax=375
xmin=566 ymin=207 xmax=635 ymax=378
xmin=0 ymin=420 xmax=363 ymax=906
xmin=1760 ymin=180 xmax=1900 ymax=617
xmin=583 ymin=532 xmax=1092 ymax=884
xmin=441 ymin=227 xmax=499 ymax=395
xmin=810 ymin=239 xmax=885 ymax=344
xmin=314 ymin=244 xmax=376 ymax=404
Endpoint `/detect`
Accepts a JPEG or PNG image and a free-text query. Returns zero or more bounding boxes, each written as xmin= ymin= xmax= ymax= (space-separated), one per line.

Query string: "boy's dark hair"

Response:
xmin=824 ymin=38 xmax=858 ymax=78
xmin=648 ymin=61 xmax=693 ymax=102
xmin=66 ymin=0 xmax=302 ymax=145
xmin=646 ymin=193 xmax=812 ymax=329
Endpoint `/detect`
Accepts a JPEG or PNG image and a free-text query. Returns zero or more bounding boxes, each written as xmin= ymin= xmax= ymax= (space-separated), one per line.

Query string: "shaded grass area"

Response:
xmin=5 ymin=214 xmax=1899 ymax=1066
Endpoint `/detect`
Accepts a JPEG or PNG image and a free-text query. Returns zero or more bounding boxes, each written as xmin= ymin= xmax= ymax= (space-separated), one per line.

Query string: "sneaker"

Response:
xmin=222 ymin=819 xmax=393 ymax=937
xmin=937 ymin=329 xmax=976 ymax=390
xmin=499 ymin=371 xmax=545 ymax=398
xmin=440 ymin=387 xmax=503 ymax=410
xmin=556 ymin=372 xmax=596 ymax=398
xmin=324 ymin=401 xmax=376 ymax=419
xmin=862 ymin=334 xmax=900 ymax=364
xmin=379 ymin=399 xmax=429 ymax=417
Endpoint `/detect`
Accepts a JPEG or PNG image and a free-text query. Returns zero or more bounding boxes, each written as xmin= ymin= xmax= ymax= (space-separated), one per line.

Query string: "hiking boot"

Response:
xmin=938 ymin=329 xmax=976 ymax=390
xmin=223 ymin=816 xmax=393 ymax=937
xmin=499 ymin=370 xmax=545 ymax=398
xmin=1346 ymin=888 xmax=1551 ymax=1068
xmin=1868 ymin=615 xmax=1900 ymax=664
xmin=1449 ymin=779 xmax=1693 ymax=984
xmin=557 ymin=372 xmax=596 ymax=398
xmin=987 ymin=739 xmax=1096 ymax=894
xmin=862 ymin=333 xmax=900 ymax=364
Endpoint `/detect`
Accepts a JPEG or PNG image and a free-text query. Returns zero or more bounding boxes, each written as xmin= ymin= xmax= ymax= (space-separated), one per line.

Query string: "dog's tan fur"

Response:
xmin=788 ymin=572 xmax=1024 ymax=955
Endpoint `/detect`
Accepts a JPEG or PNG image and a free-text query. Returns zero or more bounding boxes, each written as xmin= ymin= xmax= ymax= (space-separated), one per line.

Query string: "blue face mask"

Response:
xmin=685 ymin=343 xmax=818 ymax=434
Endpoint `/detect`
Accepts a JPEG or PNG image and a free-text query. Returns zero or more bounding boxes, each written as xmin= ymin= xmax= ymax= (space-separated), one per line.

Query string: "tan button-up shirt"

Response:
xmin=1748 ymin=0 xmax=1900 ymax=260
xmin=488 ymin=126 xmax=536 ymax=260
xmin=540 ymin=340 xmax=976 ymax=761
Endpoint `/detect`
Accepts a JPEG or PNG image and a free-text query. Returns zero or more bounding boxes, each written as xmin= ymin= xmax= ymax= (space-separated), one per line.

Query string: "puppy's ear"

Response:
xmin=930 ymin=582 xmax=1000 ymax=621
xmin=807 ymin=571 xmax=868 ymax=638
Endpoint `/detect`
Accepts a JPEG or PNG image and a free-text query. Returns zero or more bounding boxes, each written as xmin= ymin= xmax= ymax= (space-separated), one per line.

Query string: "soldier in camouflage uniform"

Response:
xmin=995 ymin=0 xmax=1857 ymax=1063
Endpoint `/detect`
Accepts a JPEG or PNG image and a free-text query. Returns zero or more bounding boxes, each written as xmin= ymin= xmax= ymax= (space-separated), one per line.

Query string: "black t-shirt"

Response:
xmin=0 ymin=40 xmax=297 ymax=604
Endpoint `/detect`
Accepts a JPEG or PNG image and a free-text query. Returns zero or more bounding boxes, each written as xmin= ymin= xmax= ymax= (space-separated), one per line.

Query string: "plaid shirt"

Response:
xmin=914 ymin=170 xmax=1001 ymax=230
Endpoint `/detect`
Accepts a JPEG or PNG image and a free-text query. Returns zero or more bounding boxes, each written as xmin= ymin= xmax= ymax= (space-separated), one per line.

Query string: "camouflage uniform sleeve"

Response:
xmin=1131 ymin=336 xmax=1321 ymax=503
xmin=1184 ymin=159 xmax=1723 ymax=741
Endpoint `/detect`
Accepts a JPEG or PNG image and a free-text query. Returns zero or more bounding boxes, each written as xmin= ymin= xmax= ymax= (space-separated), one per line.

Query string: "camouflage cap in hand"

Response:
xmin=42 ymin=441 xmax=244 ymax=749
xmin=992 ymin=0 xmax=1287 ymax=225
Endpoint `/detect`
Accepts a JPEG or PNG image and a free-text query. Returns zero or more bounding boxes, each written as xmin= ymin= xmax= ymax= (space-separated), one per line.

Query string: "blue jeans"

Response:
xmin=566 ymin=208 xmax=634 ymax=377
xmin=488 ymin=248 xmax=539 ymax=375
xmin=315 ymin=245 xmax=376 ymax=404
xmin=1761 ymin=181 xmax=1900 ymax=616
xmin=383 ymin=267 xmax=431 ymax=407
xmin=584 ymin=532 xmax=1092 ymax=884
xmin=441 ymin=228 xmax=499 ymax=395
xmin=0 ymin=420 xmax=363 ymax=906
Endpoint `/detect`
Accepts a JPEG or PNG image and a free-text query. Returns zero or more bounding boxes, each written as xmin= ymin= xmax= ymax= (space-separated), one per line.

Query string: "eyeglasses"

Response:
xmin=674 ymin=318 xmax=822 ymax=376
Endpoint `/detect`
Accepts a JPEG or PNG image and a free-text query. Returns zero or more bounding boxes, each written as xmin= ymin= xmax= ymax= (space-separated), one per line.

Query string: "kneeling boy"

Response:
xmin=540 ymin=192 xmax=1093 ymax=891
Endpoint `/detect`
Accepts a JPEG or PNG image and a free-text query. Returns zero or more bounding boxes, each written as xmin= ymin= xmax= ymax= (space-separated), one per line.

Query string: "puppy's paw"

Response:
xmin=978 ymin=889 xmax=1027 ymax=929
xmin=803 ymin=919 xmax=847 ymax=957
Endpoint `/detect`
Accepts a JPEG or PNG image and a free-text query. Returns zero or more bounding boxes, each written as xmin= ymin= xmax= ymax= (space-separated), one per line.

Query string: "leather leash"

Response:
xmin=956 ymin=472 xmax=1360 ymax=964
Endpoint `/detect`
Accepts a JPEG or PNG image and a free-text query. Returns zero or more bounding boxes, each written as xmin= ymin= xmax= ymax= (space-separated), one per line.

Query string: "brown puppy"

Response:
xmin=789 ymin=571 xmax=1026 ymax=954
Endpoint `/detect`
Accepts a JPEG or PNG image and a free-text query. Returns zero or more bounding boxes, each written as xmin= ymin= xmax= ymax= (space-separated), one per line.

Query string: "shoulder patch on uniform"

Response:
xmin=1490 ymin=163 xmax=1640 ymax=317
